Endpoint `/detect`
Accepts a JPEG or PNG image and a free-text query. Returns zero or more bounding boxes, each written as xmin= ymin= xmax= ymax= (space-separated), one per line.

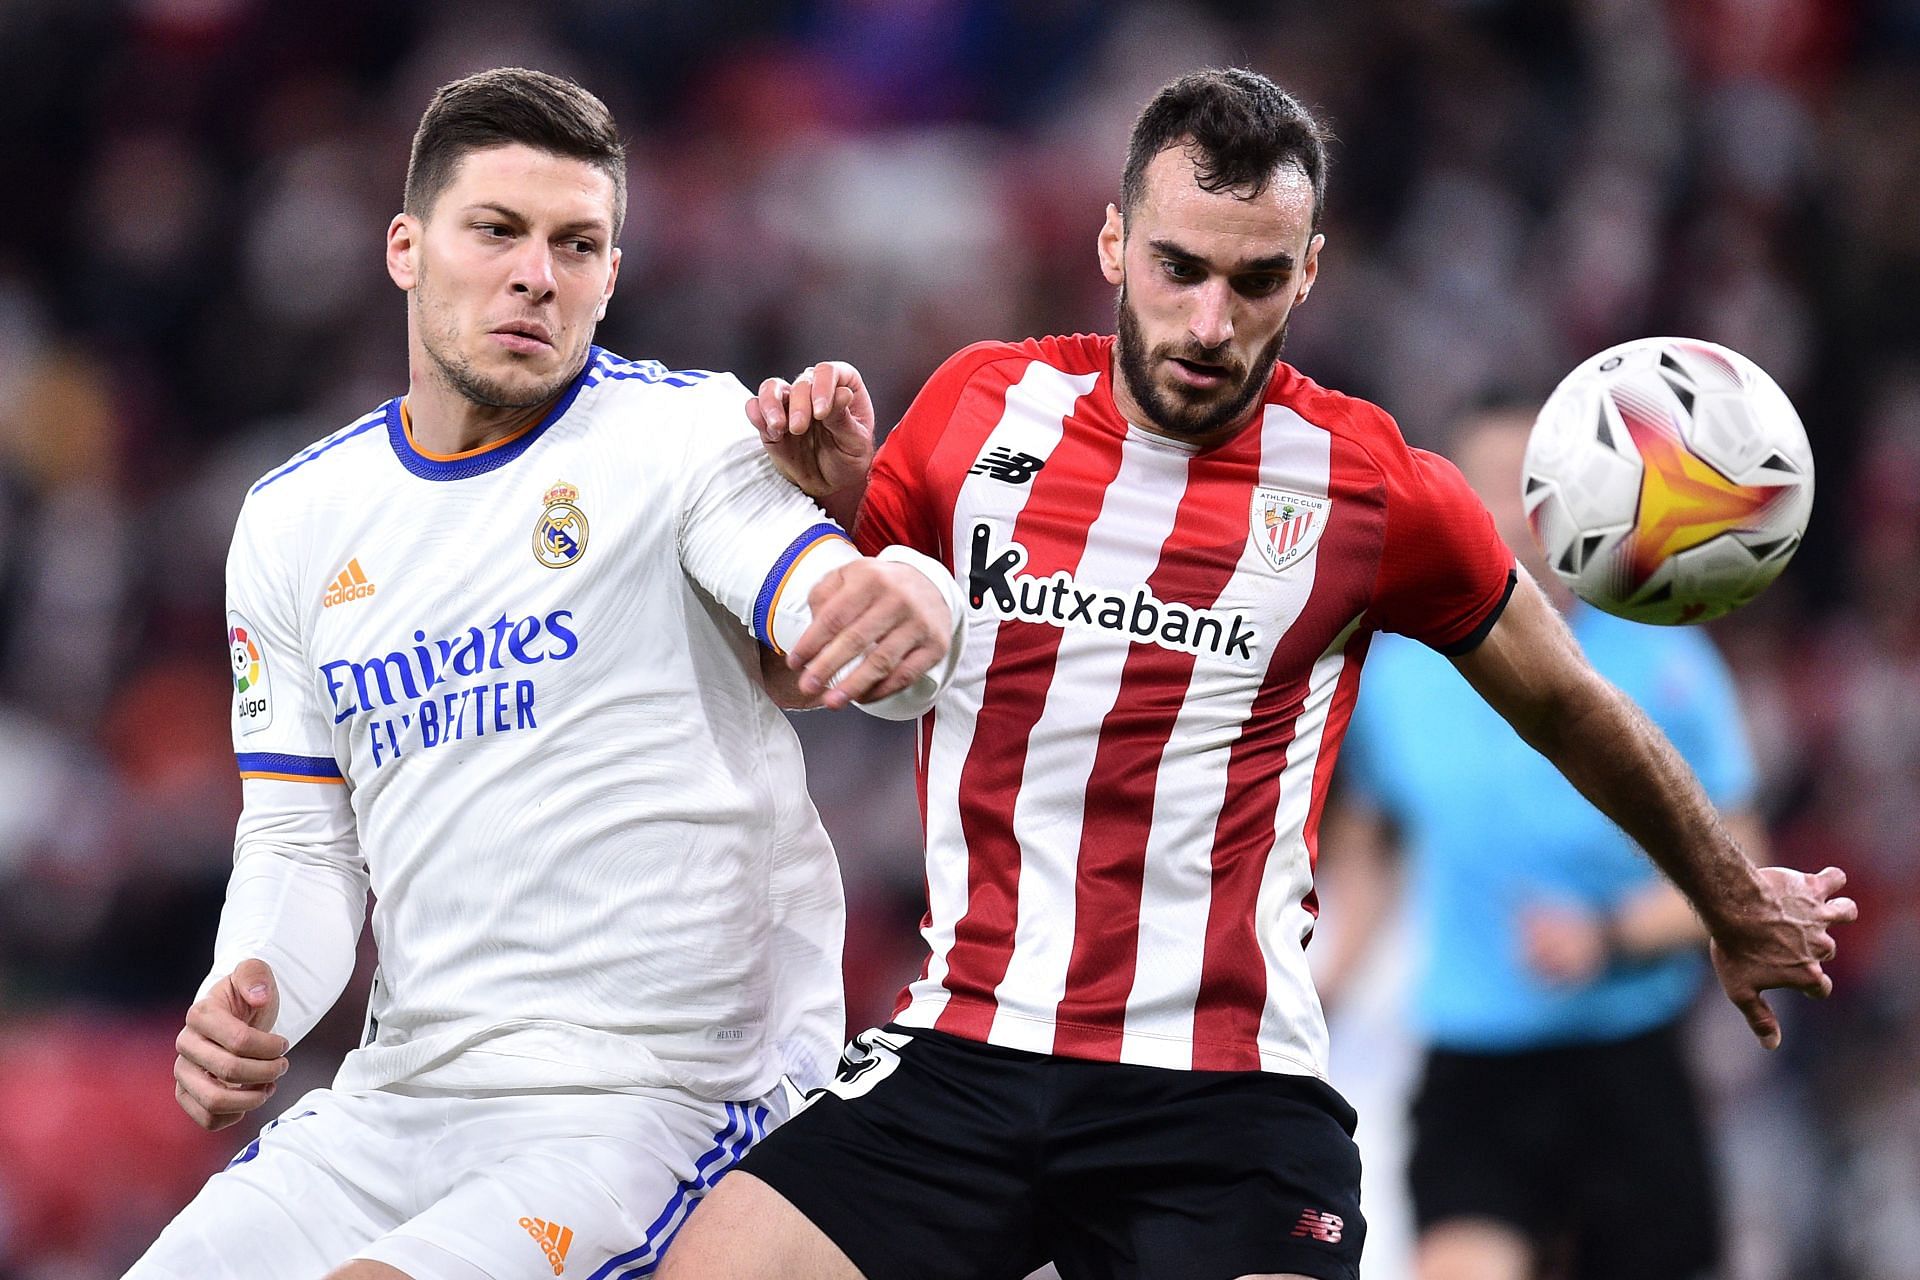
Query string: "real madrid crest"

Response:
xmin=534 ymin=481 xmax=589 ymax=569
xmin=1250 ymin=486 xmax=1330 ymax=573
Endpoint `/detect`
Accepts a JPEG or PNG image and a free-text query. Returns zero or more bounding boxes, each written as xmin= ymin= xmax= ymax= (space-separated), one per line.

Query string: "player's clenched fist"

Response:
xmin=173 ymin=956 xmax=290 ymax=1130
xmin=790 ymin=557 xmax=954 ymax=712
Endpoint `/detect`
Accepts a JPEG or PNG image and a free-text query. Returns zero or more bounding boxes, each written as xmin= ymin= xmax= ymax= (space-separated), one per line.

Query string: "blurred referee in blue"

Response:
xmin=1323 ymin=405 xmax=1761 ymax=1280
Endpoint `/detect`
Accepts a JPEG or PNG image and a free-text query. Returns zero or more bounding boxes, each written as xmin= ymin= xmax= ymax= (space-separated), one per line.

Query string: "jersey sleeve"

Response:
xmin=211 ymin=492 xmax=368 ymax=1047
xmin=1368 ymin=446 xmax=1517 ymax=654
xmin=674 ymin=374 xmax=860 ymax=650
xmin=227 ymin=495 xmax=345 ymax=780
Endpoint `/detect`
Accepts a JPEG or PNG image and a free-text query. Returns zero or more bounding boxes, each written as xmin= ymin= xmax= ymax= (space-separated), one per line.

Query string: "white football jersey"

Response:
xmin=215 ymin=346 xmax=874 ymax=1101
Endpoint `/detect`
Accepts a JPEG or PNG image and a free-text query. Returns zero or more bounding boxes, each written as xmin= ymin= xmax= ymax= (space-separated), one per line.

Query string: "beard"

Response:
xmin=1114 ymin=285 xmax=1288 ymax=440
xmin=415 ymin=259 xmax=583 ymax=411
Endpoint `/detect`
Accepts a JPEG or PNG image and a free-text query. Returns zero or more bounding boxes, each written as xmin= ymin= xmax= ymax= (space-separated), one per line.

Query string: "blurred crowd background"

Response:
xmin=0 ymin=0 xmax=1915 ymax=1275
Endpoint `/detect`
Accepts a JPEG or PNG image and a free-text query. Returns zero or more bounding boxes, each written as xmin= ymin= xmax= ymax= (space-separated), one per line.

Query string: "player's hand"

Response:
xmin=789 ymin=559 xmax=951 ymax=710
xmin=173 ymin=957 xmax=290 ymax=1130
xmin=747 ymin=361 xmax=875 ymax=521
xmin=1708 ymin=865 xmax=1857 ymax=1050
xmin=1520 ymin=904 xmax=1608 ymax=985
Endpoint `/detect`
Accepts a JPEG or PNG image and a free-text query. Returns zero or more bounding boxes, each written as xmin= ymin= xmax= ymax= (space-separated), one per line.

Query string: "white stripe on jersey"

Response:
xmin=911 ymin=363 xmax=1097 ymax=1024
xmin=987 ymin=433 xmax=1190 ymax=1051
xmin=1117 ymin=404 xmax=1334 ymax=1069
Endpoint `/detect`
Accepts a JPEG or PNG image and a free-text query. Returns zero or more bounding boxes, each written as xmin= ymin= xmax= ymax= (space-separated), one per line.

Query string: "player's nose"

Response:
xmin=1188 ymin=282 xmax=1234 ymax=349
xmin=508 ymin=242 xmax=558 ymax=302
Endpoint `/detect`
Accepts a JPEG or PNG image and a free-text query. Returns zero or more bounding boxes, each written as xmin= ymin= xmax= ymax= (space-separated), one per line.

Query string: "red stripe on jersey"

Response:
xmin=875 ymin=355 xmax=1018 ymax=963
xmin=937 ymin=392 xmax=1124 ymax=1040
xmin=1190 ymin=460 xmax=1388 ymax=1069
xmin=1050 ymin=430 xmax=1266 ymax=1060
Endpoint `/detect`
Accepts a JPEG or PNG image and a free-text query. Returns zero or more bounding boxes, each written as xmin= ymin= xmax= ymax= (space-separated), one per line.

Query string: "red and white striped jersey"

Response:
xmin=854 ymin=334 xmax=1514 ymax=1079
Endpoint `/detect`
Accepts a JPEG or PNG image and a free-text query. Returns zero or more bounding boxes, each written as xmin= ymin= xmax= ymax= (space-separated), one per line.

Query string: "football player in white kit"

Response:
xmin=125 ymin=68 xmax=963 ymax=1280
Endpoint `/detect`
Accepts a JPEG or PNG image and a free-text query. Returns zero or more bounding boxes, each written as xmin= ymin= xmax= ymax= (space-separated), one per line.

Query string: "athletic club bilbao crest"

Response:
xmin=533 ymin=481 xmax=589 ymax=569
xmin=1250 ymin=487 xmax=1330 ymax=572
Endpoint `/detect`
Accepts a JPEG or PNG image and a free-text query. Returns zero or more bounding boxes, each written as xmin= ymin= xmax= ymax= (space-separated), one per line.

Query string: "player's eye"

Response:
xmin=475 ymin=223 xmax=512 ymax=239
xmin=564 ymin=238 xmax=597 ymax=255
xmin=1235 ymin=275 xmax=1286 ymax=298
xmin=1160 ymin=258 xmax=1201 ymax=283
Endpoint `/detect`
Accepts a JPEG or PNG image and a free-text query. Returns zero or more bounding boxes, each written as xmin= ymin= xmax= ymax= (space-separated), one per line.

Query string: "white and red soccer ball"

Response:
xmin=1522 ymin=336 xmax=1815 ymax=625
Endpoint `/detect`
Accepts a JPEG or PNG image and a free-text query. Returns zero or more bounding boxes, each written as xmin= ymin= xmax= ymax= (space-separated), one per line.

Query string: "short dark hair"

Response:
xmin=405 ymin=67 xmax=627 ymax=233
xmin=1119 ymin=68 xmax=1331 ymax=230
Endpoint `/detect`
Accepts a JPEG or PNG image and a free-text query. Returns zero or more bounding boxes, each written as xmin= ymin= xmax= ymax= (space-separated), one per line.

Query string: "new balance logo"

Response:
xmin=1290 ymin=1209 xmax=1344 ymax=1244
xmin=967 ymin=522 xmax=1261 ymax=665
xmin=322 ymin=558 xmax=376 ymax=608
xmin=969 ymin=447 xmax=1046 ymax=485
xmin=519 ymin=1217 xmax=574 ymax=1275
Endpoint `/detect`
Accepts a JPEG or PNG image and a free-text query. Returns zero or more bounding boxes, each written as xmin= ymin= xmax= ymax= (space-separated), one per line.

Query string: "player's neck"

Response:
xmin=1108 ymin=354 xmax=1263 ymax=453
xmin=402 ymin=375 xmax=558 ymax=458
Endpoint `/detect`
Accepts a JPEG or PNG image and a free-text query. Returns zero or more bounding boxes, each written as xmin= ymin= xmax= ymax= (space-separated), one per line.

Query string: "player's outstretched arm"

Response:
xmin=174 ymin=957 xmax=289 ymax=1130
xmin=1450 ymin=569 xmax=1857 ymax=1048
xmin=747 ymin=362 xmax=875 ymax=529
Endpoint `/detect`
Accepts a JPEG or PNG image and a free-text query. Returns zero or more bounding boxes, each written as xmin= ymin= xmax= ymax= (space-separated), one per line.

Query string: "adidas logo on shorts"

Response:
xmin=519 ymin=1216 xmax=574 ymax=1274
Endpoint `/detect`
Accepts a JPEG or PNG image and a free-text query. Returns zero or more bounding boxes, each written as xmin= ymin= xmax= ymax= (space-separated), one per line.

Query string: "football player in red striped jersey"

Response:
xmin=665 ymin=67 xmax=1855 ymax=1280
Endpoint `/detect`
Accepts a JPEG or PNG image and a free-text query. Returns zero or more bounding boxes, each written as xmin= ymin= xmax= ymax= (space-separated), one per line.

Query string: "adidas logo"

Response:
xmin=322 ymin=558 xmax=376 ymax=608
xmin=518 ymin=1217 xmax=573 ymax=1275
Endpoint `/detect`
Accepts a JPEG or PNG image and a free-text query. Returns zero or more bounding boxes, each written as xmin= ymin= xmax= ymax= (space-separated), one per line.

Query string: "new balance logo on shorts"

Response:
xmin=519 ymin=1217 xmax=574 ymax=1274
xmin=1289 ymin=1208 xmax=1344 ymax=1244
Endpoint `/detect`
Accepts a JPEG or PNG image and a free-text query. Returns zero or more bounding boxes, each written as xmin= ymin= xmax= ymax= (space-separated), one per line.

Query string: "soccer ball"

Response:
xmin=1521 ymin=337 xmax=1814 ymax=625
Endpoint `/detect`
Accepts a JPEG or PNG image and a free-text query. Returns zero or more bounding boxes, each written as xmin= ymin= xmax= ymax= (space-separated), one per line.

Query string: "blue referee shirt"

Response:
xmin=1339 ymin=607 xmax=1757 ymax=1051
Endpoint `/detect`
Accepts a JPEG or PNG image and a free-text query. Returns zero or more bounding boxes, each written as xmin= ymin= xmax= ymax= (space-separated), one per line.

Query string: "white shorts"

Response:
xmin=124 ymin=1085 xmax=779 ymax=1280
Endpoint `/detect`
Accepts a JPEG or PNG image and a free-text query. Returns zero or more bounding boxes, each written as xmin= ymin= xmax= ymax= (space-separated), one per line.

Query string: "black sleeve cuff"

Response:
xmin=1435 ymin=567 xmax=1518 ymax=657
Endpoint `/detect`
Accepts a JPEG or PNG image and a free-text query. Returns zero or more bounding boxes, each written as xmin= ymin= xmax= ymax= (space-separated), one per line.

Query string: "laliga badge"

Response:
xmin=534 ymin=480 xmax=589 ymax=569
xmin=228 ymin=610 xmax=274 ymax=735
xmin=1250 ymin=487 xmax=1330 ymax=573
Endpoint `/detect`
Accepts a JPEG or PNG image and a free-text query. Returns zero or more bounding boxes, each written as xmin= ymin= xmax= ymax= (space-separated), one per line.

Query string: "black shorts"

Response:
xmin=1408 ymin=1021 xmax=1720 ymax=1280
xmin=740 ymin=1025 xmax=1366 ymax=1280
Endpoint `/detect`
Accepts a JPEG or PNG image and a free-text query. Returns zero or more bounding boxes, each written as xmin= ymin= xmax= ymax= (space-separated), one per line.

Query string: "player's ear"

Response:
xmin=1294 ymin=232 xmax=1324 ymax=307
xmin=386 ymin=214 xmax=421 ymax=291
xmin=1097 ymin=203 xmax=1125 ymax=287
